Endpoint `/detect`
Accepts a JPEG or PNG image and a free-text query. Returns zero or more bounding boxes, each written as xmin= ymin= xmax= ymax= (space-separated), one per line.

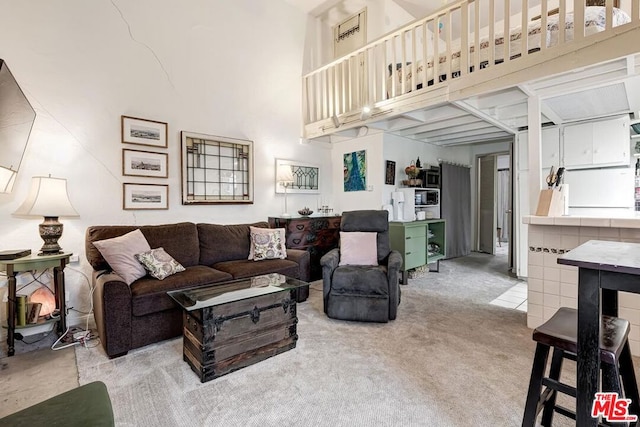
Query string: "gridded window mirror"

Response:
xmin=181 ymin=131 xmax=253 ymax=204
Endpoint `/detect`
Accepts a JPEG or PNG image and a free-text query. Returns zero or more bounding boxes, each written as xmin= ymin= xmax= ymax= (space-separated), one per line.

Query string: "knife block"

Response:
xmin=535 ymin=189 xmax=564 ymax=216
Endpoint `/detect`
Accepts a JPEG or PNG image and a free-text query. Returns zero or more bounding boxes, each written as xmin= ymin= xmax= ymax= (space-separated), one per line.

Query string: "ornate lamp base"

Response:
xmin=38 ymin=216 xmax=64 ymax=256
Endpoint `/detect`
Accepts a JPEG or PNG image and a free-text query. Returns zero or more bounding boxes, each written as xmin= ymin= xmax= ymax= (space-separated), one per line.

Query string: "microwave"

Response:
xmin=423 ymin=189 xmax=439 ymax=205
xmin=418 ymin=167 xmax=440 ymax=188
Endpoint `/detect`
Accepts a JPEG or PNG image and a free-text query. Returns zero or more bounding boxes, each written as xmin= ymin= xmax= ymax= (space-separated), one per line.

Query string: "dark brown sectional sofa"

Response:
xmin=85 ymin=221 xmax=310 ymax=358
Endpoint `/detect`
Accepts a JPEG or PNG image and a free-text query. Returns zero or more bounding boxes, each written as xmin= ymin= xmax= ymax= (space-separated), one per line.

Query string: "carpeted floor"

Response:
xmin=74 ymin=253 xmax=579 ymax=426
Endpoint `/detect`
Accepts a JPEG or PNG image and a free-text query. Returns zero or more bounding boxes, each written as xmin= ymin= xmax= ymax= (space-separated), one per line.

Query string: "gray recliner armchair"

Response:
xmin=320 ymin=210 xmax=402 ymax=322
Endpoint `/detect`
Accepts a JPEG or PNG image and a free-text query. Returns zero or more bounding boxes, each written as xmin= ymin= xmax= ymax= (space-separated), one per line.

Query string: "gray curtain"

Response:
xmin=441 ymin=162 xmax=471 ymax=259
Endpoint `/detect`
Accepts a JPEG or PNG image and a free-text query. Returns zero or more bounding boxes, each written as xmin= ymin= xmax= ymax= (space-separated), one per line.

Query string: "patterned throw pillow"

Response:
xmin=249 ymin=226 xmax=287 ymax=261
xmin=135 ymin=247 xmax=186 ymax=280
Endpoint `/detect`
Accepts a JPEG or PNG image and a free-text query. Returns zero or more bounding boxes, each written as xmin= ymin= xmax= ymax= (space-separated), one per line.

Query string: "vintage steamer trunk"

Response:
xmin=182 ymin=289 xmax=298 ymax=382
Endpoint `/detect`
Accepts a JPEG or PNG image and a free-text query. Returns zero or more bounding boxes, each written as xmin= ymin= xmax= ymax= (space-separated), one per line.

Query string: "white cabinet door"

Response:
xmin=564 ymin=122 xmax=593 ymax=167
xmin=592 ymin=116 xmax=629 ymax=166
xmin=564 ymin=116 xmax=630 ymax=168
xmin=541 ymin=127 xmax=560 ymax=169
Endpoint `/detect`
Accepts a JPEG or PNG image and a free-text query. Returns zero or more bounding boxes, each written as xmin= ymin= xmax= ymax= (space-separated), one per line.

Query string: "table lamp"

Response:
xmin=13 ymin=175 xmax=79 ymax=255
xmin=276 ymin=164 xmax=294 ymax=217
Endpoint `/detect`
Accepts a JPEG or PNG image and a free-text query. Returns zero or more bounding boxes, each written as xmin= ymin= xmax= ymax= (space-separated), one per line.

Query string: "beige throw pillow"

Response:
xmin=249 ymin=226 xmax=287 ymax=261
xmin=338 ymin=231 xmax=378 ymax=266
xmin=93 ymin=229 xmax=151 ymax=285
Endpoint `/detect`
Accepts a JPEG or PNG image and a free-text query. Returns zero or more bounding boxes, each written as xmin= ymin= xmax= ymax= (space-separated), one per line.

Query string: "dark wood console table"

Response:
xmin=557 ymin=240 xmax=640 ymax=426
xmin=268 ymin=215 xmax=341 ymax=281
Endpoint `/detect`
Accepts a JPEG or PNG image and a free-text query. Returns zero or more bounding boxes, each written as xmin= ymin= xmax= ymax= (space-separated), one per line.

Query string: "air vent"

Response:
xmin=545 ymin=83 xmax=629 ymax=122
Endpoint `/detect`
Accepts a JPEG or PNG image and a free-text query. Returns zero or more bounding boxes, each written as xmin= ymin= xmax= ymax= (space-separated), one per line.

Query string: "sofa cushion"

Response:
xmin=331 ymin=265 xmax=389 ymax=296
xmin=130 ymin=265 xmax=232 ymax=317
xmin=213 ymin=259 xmax=301 ymax=280
xmin=198 ymin=222 xmax=269 ymax=266
xmin=93 ymin=229 xmax=151 ymax=285
xmin=249 ymin=226 xmax=287 ymax=261
xmin=86 ymin=222 xmax=200 ymax=270
xmin=135 ymin=247 xmax=186 ymax=280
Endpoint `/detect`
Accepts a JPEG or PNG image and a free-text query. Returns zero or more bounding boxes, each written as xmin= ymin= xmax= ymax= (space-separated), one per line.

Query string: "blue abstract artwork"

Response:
xmin=343 ymin=150 xmax=366 ymax=192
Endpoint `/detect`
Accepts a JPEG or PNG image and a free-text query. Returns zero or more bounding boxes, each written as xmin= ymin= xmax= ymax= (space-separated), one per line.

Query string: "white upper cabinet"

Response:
xmin=563 ymin=115 xmax=629 ymax=169
xmin=541 ymin=127 xmax=560 ymax=169
xmin=517 ymin=127 xmax=560 ymax=171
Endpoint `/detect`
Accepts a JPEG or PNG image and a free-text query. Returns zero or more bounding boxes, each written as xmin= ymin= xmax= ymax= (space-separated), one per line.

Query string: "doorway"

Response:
xmin=476 ymin=152 xmax=514 ymax=276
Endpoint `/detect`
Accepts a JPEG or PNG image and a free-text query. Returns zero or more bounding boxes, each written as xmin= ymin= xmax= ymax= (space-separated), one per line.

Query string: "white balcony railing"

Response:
xmin=302 ymin=0 xmax=639 ymax=136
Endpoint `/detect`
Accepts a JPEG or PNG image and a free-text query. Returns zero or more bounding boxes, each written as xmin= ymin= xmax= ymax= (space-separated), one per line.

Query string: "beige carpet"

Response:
xmin=75 ymin=253 xmax=569 ymax=426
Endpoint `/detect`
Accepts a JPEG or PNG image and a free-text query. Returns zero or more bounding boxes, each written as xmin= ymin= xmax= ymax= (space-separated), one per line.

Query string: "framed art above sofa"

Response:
xmin=181 ymin=131 xmax=253 ymax=205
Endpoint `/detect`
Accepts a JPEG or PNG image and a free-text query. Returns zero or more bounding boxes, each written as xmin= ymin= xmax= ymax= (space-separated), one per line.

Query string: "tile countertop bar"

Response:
xmin=524 ymin=216 xmax=640 ymax=356
xmin=523 ymin=215 xmax=640 ymax=228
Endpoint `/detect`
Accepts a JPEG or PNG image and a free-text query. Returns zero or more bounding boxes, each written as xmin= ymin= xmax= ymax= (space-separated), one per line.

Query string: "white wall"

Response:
xmin=331 ymin=132 xmax=384 ymax=212
xmin=0 ymin=0 xmax=333 ymax=327
xmin=382 ymin=133 xmax=468 ymax=206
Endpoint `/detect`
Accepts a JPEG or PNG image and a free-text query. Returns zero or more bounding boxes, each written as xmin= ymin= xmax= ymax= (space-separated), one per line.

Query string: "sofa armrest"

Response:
xmin=386 ymin=250 xmax=403 ymax=320
xmin=92 ymin=270 xmax=133 ymax=358
xmin=285 ymin=248 xmax=311 ymax=282
xmin=320 ymin=248 xmax=340 ymax=312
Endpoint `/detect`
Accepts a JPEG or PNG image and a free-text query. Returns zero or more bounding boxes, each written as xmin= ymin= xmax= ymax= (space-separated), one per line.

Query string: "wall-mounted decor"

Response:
xmin=385 ymin=160 xmax=396 ymax=185
xmin=121 ymin=115 xmax=168 ymax=148
xmin=275 ymin=159 xmax=320 ymax=194
xmin=343 ymin=150 xmax=366 ymax=192
xmin=181 ymin=131 xmax=253 ymax=204
xmin=123 ymin=183 xmax=168 ymax=210
xmin=333 ymin=8 xmax=367 ymax=58
xmin=122 ymin=149 xmax=168 ymax=178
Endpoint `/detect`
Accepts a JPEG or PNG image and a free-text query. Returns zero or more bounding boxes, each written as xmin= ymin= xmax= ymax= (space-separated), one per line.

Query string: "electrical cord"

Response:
xmin=60 ymin=265 xmax=98 ymax=350
xmin=15 ymin=269 xmax=52 ymax=294
xmin=51 ymin=326 xmax=79 ymax=350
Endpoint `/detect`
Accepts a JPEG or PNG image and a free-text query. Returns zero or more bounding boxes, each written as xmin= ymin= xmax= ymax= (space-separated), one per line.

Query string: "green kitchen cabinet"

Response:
xmin=389 ymin=219 xmax=446 ymax=284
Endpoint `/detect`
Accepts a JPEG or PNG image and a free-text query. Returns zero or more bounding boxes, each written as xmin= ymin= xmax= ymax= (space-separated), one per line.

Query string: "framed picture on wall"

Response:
xmin=121 ymin=115 xmax=168 ymax=148
xmin=123 ymin=183 xmax=168 ymax=210
xmin=122 ymin=149 xmax=168 ymax=178
xmin=385 ymin=160 xmax=396 ymax=185
xmin=275 ymin=159 xmax=320 ymax=194
xmin=343 ymin=150 xmax=366 ymax=192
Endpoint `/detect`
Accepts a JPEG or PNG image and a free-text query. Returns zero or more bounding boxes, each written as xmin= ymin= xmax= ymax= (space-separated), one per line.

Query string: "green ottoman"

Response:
xmin=0 ymin=381 xmax=114 ymax=426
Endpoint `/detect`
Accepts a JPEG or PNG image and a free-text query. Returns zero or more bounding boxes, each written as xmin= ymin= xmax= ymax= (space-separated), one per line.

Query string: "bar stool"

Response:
xmin=522 ymin=307 xmax=640 ymax=426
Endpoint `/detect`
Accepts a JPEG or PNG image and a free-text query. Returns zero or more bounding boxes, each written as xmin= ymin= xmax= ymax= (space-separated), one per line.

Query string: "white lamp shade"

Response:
xmin=276 ymin=164 xmax=294 ymax=185
xmin=0 ymin=166 xmax=17 ymax=193
xmin=13 ymin=176 xmax=79 ymax=217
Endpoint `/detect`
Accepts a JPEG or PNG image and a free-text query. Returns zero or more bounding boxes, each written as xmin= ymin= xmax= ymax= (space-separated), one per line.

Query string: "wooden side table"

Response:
xmin=0 ymin=252 xmax=71 ymax=356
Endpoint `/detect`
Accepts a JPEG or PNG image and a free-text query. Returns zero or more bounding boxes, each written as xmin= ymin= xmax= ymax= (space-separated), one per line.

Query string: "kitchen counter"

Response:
xmin=523 ymin=215 xmax=640 ymax=356
xmin=523 ymin=214 xmax=640 ymax=228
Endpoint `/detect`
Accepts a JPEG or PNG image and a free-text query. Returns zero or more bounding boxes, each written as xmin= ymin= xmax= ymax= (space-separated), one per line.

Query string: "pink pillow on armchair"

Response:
xmin=338 ymin=231 xmax=378 ymax=266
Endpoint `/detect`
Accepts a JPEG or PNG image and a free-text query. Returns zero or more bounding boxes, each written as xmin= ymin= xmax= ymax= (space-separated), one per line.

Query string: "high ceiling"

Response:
xmin=284 ymin=0 xmax=445 ymax=24
xmin=323 ymin=55 xmax=640 ymax=147
xmin=290 ymin=1 xmax=640 ymax=146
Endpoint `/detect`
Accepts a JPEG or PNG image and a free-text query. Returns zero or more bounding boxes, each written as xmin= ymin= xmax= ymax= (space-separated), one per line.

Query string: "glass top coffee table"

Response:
xmin=167 ymin=273 xmax=309 ymax=382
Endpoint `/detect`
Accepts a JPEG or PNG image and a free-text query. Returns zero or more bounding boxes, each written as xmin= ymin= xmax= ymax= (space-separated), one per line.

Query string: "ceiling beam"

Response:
xmin=453 ymin=100 xmax=517 ymax=134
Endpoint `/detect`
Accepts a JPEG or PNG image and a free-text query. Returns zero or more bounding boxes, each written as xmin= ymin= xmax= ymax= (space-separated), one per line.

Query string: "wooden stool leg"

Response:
xmin=541 ymin=348 xmax=564 ymax=427
xmin=602 ymin=363 xmax=623 ymax=394
xmin=619 ymin=341 xmax=640 ymax=421
xmin=523 ymin=343 xmax=550 ymax=427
